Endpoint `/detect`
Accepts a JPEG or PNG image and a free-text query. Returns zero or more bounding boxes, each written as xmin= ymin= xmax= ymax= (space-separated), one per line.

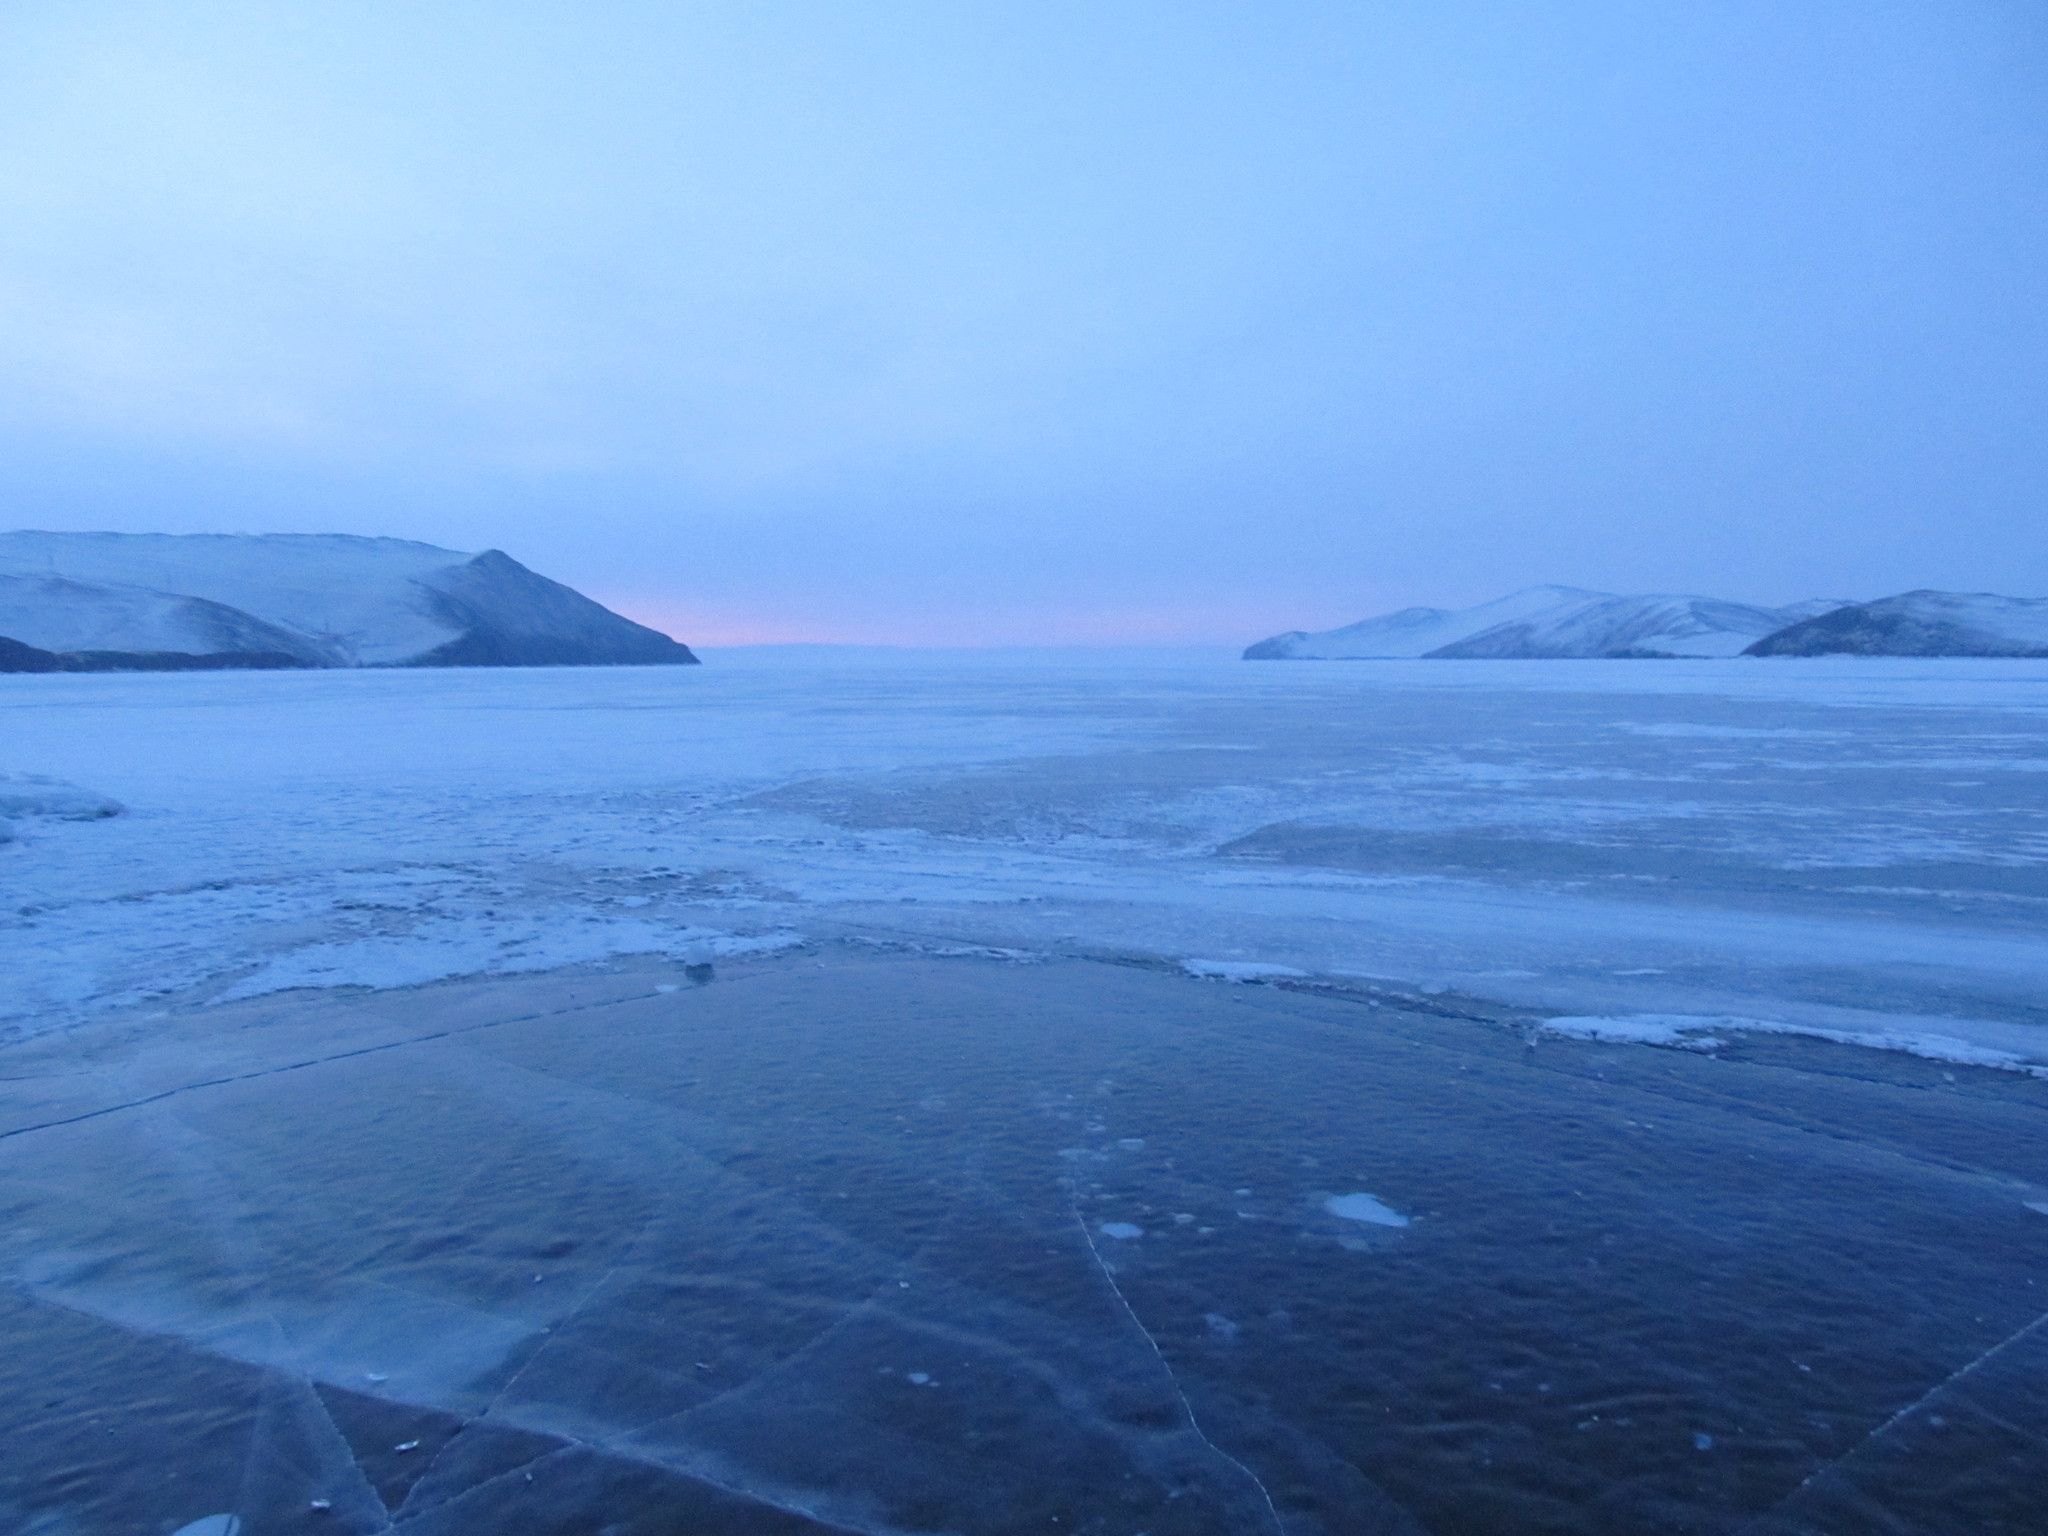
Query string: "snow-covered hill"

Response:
xmin=1429 ymin=593 xmax=1833 ymax=659
xmin=1244 ymin=586 xmax=1604 ymax=659
xmin=1246 ymin=587 xmax=1847 ymax=660
xmin=0 ymin=532 xmax=697 ymax=669
xmin=1747 ymin=591 xmax=2048 ymax=657
xmin=0 ymin=573 xmax=334 ymax=663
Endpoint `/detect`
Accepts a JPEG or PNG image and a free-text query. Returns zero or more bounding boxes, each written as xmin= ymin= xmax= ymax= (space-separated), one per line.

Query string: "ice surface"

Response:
xmin=2 ymin=952 xmax=2043 ymax=1534
xmin=4 ymin=652 xmax=2044 ymax=1069
xmin=4 ymin=650 xmax=2048 ymax=1530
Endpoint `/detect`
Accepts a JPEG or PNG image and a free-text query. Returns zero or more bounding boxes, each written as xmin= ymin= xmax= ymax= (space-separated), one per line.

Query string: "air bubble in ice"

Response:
xmin=1099 ymin=1222 xmax=1143 ymax=1239
xmin=172 ymin=1519 xmax=241 ymax=1536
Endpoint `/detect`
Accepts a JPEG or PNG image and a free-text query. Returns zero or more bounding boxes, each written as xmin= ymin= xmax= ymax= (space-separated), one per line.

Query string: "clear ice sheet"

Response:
xmin=2 ymin=952 xmax=2046 ymax=1533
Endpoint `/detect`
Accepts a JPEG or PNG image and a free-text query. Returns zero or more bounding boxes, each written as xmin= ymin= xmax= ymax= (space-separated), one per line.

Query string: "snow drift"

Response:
xmin=0 ymin=771 xmax=122 ymax=845
xmin=0 ymin=532 xmax=697 ymax=670
xmin=1246 ymin=587 xmax=1846 ymax=660
xmin=1745 ymin=591 xmax=2048 ymax=658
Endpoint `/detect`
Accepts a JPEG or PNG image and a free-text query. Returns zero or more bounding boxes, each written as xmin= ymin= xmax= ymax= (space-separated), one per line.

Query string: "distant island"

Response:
xmin=0 ymin=532 xmax=697 ymax=672
xmin=1245 ymin=586 xmax=2048 ymax=660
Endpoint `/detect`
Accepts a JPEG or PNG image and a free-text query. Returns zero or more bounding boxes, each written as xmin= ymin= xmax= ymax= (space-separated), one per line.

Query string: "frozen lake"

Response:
xmin=7 ymin=650 xmax=2048 ymax=1063
xmin=3 ymin=652 xmax=2047 ymax=1531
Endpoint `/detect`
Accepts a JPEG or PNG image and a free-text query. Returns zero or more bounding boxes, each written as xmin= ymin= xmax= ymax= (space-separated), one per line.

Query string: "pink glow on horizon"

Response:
xmin=595 ymin=594 xmax=1294 ymax=649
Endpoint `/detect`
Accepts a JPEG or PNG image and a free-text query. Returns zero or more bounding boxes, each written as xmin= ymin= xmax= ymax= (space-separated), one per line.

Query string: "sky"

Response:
xmin=0 ymin=1 xmax=2043 ymax=645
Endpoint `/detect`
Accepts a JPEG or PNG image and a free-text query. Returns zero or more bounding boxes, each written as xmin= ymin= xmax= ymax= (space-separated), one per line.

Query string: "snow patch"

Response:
xmin=0 ymin=772 xmax=123 ymax=822
xmin=1543 ymin=1014 xmax=2046 ymax=1074
xmin=1182 ymin=959 xmax=1308 ymax=982
xmin=216 ymin=916 xmax=803 ymax=1000
xmin=1323 ymin=1193 xmax=1410 ymax=1227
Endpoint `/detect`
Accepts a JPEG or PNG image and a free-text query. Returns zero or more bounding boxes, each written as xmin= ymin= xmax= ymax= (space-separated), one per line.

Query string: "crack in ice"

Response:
xmin=1742 ymin=1307 xmax=2048 ymax=1530
xmin=0 ymin=985 xmax=668 ymax=1146
xmin=1065 ymin=1196 xmax=1286 ymax=1535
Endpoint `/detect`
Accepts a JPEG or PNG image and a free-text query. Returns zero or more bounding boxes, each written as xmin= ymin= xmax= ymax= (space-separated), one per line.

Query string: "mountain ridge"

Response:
xmin=1743 ymin=590 xmax=2048 ymax=658
xmin=1246 ymin=587 xmax=1848 ymax=660
xmin=0 ymin=532 xmax=697 ymax=671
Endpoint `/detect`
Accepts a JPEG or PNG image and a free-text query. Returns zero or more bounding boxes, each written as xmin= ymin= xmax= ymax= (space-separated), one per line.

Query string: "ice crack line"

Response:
xmin=0 ymin=987 xmax=655 ymax=1145
xmin=1067 ymin=1197 xmax=1285 ymax=1535
xmin=1742 ymin=1306 xmax=2048 ymax=1531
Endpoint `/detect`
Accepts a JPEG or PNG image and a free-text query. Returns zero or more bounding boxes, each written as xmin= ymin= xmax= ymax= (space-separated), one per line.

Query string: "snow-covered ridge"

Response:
xmin=1745 ymin=591 xmax=2048 ymax=658
xmin=1246 ymin=587 xmax=1850 ymax=660
xmin=0 ymin=531 xmax=697 ymax=670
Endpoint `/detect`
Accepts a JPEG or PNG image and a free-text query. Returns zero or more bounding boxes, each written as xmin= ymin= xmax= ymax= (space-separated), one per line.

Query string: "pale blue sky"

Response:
xmin=1 ymin=2 xmax=2042 ymax=643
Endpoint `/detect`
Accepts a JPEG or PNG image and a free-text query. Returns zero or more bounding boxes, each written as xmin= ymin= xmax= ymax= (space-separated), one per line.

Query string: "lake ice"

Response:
xmin=1 ymin=651 xmax=2045 ymax=1532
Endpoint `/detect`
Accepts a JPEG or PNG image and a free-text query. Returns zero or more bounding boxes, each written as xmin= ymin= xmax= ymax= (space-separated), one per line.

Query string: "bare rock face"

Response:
xmin=1745 ymin=591 xmax=2048 ymax=657
xmin=0 ymin=533 xmax=698 ymax=671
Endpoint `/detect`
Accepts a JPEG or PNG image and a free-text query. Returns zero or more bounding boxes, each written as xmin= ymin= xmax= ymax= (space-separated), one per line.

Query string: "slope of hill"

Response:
xmin=1746 ymin=591 xmax=2048 ymax=657
xmin=0 ymin=573 xmax=339 ymax=664
xmin=1244 ymin=586 xmax=1605 ymax=658
xmin=0 ymin=532 xmax=697 ymax=670
xmin=1247 ymin=588 xmax=1847 ymax=660
xmin=1429 ymin=593 xmax=1829 ymax=659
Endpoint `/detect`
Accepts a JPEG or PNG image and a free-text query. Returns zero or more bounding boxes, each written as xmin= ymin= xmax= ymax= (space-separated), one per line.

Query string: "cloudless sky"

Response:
xmin=1 ymin=1 xmax=2043 ymax=643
